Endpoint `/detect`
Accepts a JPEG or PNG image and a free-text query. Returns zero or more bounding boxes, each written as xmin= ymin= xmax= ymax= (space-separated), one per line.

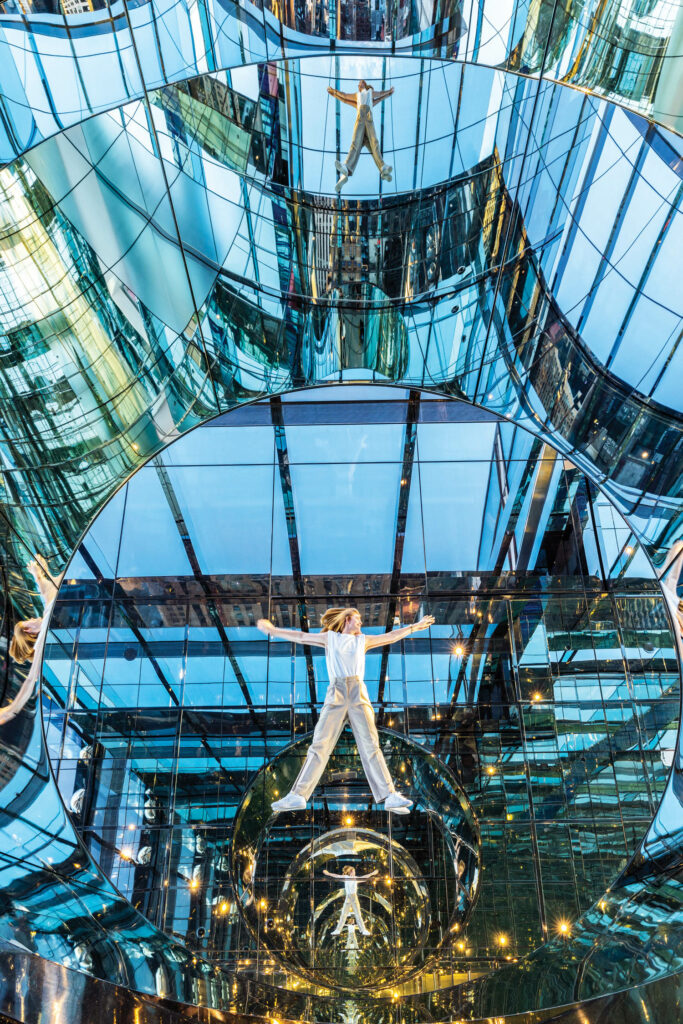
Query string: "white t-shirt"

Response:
xmin=357 ymin=88 xmax=373 ymax=109
xmin=325 ymin=630 xmax=366 ymax=680
xmin=344 ymin=878 xmax=358 ymax=895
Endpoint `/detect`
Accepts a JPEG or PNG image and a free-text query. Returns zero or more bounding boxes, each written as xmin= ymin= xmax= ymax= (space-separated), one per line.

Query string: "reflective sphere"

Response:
xmin=232 ymin=727 xmax=480 ymax=989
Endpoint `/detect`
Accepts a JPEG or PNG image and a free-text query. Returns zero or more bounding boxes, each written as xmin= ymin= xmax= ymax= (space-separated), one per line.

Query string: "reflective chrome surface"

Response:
xmin=0 ymin=0 xmax=681 ymax=1014
xmin=1 ymin=388 xmax=671 ymax=1021
xmin=0 ymin=0 xmax=682 ymax=157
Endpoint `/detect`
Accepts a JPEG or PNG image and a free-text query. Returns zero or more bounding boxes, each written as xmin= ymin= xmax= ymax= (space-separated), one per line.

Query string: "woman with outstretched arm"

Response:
xmin=3 ymin=555 xmax=63 ymax=725
xmin=323 ymin=865 xmax=378 ymax=936
xmin=257 ymin=606 xmax=434 ymax=813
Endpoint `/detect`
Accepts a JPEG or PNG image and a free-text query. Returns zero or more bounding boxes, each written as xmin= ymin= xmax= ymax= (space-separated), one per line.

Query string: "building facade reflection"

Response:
xmin=0 ymin=0 xmax=680 ymax=1013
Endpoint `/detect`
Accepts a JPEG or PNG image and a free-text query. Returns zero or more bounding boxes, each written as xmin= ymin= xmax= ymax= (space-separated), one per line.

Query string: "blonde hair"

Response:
xmin=320 ymin=607 xmax=361 ymax=633
xmin=343 ymin=865 xmax=355 ymax=876
xmin=9 ymin=622 xmax=38 ymax=664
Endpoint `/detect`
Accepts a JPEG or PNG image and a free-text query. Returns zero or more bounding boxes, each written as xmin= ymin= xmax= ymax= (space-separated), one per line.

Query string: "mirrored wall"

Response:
xmin=41 ymin=386 xmax=678 ymax=989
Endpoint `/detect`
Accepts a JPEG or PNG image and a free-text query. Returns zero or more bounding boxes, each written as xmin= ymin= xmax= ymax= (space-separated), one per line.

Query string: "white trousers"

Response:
xmin=332 ymin=893 xmax=370 ymax=936
xmin=291 ymin=675 xmax=395 ymax=802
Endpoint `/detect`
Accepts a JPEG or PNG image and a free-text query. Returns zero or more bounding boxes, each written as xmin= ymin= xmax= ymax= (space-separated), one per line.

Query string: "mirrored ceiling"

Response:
xmin=43 ymin=386 xmax=678 ymax=989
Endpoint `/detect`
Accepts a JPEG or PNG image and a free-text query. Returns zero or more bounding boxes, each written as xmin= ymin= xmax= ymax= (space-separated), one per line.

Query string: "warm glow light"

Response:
xmin=220 ymin=902 xmax=228 ymax=914
xmin=486 ymin=766 xmax=496 ymax=775
xmin=345 ymin=816 xmax=353 ymax=826
xmin=624 ymin=546 xmax=633 ymax=555
xmin=496 ymin=933 xmax=508 ymax=947
xmin=189 ymin=878 xmax=199 ymax=891
xmin=120 ymin=847 xmax=133 ymax=861
xmin=259 ymin=899 xmax=267 ymax=909
xmin=557 ymin=920 xmax=571 ymax=936
xmin=453 ymin=644 xmax=464 ymax=657
xmin=532 ymin=692 xmax=543 ymax=702
xmin=456 ymin=940 xmax=465 ymax=951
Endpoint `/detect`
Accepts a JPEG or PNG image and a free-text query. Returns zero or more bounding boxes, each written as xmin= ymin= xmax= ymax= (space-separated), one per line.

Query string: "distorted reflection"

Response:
xmin=41 ymin=387 xmax=676 ymax=994
xmin=329 ymin=80 xmax=395 ymax=191
xmin=233 ymin=726 xmax=479 ymax=988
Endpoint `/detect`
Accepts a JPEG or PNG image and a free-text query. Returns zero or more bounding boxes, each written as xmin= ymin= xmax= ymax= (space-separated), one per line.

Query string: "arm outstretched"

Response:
xmin=327 ymin=86 xmax=358 ymax=107
xmin=365 ymin=614 xmax=434 ymax=650
xmin=323 ymin=869 xmax=347 ymax=881
xmin=28 ymin=554 xmax=63 ymax=607
xmin=372 ymin=87 xmax=394 ymax=105
xmin=257 ymin=619 xmax=327 ymax=648
xmin=356 ymin=869 xmax=379 ymax=881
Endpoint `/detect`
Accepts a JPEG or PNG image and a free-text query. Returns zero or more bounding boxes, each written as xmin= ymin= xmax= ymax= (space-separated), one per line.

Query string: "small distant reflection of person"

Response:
xmin=345 ymin=921 xmax=359 ymax=950
xmin=257 ymin=607 xmax=434 ymax=813
xmin=454 ymin=834 xmax=477 ymax=906
xmin=324 ymin=865 xmax=378 ymax=936
xmin=4 ymin=555 xmax=63 ymax=725
xmin=327 ymin=80 xmax=394 ymax=191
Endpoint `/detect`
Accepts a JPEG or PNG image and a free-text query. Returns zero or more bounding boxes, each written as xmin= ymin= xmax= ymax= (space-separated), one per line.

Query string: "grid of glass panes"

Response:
xmin=43 ymin=389 xmax=678 ymax=981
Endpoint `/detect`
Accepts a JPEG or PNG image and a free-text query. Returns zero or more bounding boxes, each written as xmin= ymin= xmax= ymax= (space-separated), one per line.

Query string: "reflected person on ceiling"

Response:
xmin=257 ymin=607 xmax=434 ymax=813
xmin=328 ymin=80 xmax=394 ymax=192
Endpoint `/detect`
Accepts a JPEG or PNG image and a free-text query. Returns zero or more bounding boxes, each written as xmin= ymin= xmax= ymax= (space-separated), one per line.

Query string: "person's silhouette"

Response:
xmin=327 ymin=80 xmax=394 ymax=191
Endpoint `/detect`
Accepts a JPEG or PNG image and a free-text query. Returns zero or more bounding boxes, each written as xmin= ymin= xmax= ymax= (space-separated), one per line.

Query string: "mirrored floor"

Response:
xmin=42 ymin=385 xmax=678 ymax=990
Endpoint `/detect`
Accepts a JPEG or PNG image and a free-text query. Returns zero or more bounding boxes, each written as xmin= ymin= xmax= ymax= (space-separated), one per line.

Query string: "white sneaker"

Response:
xmin=384 ymin=792 xmax=412 ymax=814
xmin=272 ymin=792 xmax=307 ymax=813
xmin=380 ymin=164 xmax=393 ymax=181
xmin=335 ymin=173 xmax=348 ymax=193
xmin=335 ymin=160 xmax=347 ymax=175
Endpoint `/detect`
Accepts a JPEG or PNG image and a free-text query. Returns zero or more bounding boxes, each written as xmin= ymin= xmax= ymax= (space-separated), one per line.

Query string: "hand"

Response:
xmin=34 ymin=553 xmax=52 ymax=579
xmin=26 ymin=559 xmax=40 ymax=579
xmin=414 ymin=615 xmax=435 ymax=631
xmin=389 ymin=86 xmax=395 ymax=94
xmin=257 ymin=618 xmax=274 ymax=635
xmin=327 ymin=86 xmax=334 ymax=94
